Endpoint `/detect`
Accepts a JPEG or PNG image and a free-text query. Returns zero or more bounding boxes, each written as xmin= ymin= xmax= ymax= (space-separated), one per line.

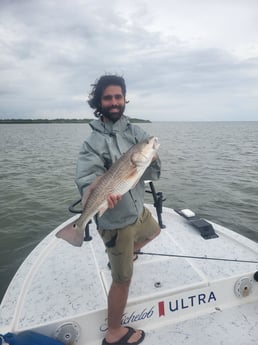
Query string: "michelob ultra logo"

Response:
xmin=100 ymin=307 xmax=154 ymax=332
xmin=158 ymin=290 xmax=217 ymax=316
xmin=100 ymin=290 xmax=217 ymax=331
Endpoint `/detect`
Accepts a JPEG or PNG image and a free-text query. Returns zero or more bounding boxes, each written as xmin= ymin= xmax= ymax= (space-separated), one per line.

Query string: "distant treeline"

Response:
xmin=0 ymin=117 xmax=151 ymax=124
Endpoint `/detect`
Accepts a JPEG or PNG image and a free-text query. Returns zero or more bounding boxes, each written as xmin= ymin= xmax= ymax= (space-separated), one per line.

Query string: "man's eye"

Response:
xmin=102 ymin=95 xmax=123 ymax=101
xmin=103 ymin=95 xmax=112 ymax=101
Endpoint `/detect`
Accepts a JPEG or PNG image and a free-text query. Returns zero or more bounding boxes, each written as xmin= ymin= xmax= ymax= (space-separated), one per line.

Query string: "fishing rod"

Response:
xmin=136 ymin=251 xmax=258 ymax=264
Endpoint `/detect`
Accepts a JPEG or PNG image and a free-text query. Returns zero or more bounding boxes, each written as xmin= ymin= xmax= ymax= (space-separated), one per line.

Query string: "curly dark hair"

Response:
xmin=88 ymin=75 xmax=127 ymax=118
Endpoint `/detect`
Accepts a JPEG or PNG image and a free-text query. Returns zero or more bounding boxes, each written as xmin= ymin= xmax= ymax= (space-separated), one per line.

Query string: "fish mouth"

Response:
xmin=152 ymin=136 xmax=159 ymax=149
xmin=144 ymin=136 xmax=159 ymax=149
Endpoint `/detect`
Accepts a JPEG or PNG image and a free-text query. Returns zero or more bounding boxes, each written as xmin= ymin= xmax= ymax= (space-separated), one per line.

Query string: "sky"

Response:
xmin=1 ymin=0 xmax=258 ymax=121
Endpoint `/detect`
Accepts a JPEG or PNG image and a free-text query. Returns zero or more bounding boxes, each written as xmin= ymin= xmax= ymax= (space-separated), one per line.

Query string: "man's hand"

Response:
xmin=107 ymin=194 xmax=122 ymax=209
xmin=82 ymin=176 xmax=121 ymax=210
xmin=152 ymin=153 xmax=158 ymax=162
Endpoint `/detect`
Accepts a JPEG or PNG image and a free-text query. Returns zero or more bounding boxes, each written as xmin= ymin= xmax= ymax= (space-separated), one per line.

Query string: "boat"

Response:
xmin=0 ymin=182 xmax=258 ymax=345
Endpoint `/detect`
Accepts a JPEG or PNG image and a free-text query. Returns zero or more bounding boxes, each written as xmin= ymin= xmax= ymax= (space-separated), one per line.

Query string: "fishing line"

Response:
xmin=136 ymin=251 xmax=258 ymax=264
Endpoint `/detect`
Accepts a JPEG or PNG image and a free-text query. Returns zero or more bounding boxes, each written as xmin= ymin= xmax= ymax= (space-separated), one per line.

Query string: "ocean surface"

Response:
xmin=0 ymin=121 xmax=258 ymax=302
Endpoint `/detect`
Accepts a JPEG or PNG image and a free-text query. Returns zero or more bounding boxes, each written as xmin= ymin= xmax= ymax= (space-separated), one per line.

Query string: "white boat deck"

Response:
xmin=1 ymin=205 xmax=258 ymax=345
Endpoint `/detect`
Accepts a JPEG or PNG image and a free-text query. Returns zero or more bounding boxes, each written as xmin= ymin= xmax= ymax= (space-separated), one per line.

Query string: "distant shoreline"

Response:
xmin=0 ymin=118 xmax=151 ymax=124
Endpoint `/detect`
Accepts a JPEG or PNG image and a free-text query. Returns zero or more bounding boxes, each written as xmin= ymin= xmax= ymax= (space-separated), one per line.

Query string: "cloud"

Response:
xmin=0 ymin=0 xmax=258 ymax=120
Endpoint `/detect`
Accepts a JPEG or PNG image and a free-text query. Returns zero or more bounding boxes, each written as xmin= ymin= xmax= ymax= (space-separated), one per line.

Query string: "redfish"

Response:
xmin=56 ymin=136 xmax=159 ymax=246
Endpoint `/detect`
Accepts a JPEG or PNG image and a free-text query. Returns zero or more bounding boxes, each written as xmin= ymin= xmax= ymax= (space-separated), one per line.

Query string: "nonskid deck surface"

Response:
xmin=0 ymin=205 xmax=258 ymax=344
xmin=146 ymin=301 xmax=258 ymax=345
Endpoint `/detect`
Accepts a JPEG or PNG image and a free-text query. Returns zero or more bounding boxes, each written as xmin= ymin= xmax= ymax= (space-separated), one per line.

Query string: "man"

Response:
xmin=75 ymin=75 xmax=161 ymax=345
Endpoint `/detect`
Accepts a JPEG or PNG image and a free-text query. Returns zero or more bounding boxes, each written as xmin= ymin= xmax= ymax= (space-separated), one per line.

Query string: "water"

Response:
xmin=0 ymin=122 xmax=258 ymax=302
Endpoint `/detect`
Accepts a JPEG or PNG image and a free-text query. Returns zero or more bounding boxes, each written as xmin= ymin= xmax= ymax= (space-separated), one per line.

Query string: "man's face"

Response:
xmin=100 ymin=85 xmax=126 ymax=122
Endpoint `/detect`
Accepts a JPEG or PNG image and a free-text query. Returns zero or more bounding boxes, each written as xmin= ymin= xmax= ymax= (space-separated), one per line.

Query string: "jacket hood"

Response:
xmin=89 ymin=115 xmax=131 ymax=135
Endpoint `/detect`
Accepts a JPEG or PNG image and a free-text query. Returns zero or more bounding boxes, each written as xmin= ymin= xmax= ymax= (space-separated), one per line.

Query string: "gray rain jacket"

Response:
xmin=75 ymin=115 xmax=161 ymax=230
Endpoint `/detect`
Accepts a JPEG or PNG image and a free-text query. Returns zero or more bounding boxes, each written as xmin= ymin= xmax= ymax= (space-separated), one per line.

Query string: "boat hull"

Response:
xmin=1 ymin=205 xmax=258 ymax=344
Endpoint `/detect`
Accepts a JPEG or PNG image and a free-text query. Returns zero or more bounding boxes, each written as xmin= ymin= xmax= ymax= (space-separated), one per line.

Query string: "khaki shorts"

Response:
xmin=98 ymin=207 xmax=159 ymax=283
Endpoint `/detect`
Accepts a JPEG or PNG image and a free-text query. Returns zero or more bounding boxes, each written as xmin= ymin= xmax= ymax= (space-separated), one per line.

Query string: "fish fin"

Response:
xmin=82 ymin=189 xmax=91 ymax=207
xmin=98 ymin=207 xmax=108 ymax=217
xmin=82 ymin=176 xmax=102 ymax=207
xmin=98 ymin=201 xmax=109 ymax=217
xmin=56 ymin=221 xmax=84 ymax=247
xmin=130 ymin=177 xmax=141 ymax=190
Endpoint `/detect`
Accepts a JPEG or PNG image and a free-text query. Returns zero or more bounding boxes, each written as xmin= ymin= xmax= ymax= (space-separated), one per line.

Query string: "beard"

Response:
xmin=101 ymin=104 xmax=125 ymax=123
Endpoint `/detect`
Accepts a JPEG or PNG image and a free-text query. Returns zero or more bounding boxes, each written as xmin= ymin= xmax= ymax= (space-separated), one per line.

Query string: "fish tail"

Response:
xmin=55 ymin=222 xmax=84 ymax=247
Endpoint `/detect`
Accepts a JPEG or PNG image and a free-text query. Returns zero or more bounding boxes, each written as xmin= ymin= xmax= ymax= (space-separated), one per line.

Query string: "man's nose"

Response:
xmin=111 ymin=96 xmax=119 ymax=105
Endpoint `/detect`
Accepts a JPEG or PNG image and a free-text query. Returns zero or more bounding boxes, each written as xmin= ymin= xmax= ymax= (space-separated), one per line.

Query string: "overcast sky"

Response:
xmin=1 ymin=0 xmax=258 ymax=121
